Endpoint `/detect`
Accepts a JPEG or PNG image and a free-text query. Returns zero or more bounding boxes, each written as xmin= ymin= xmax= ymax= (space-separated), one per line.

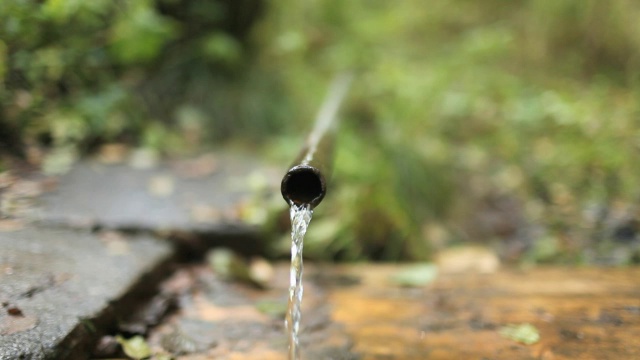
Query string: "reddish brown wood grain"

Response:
xmin=155 ymin=265 xmax=640 ymax=359
xmin=329 ymin=266 xmax=640 ymax=360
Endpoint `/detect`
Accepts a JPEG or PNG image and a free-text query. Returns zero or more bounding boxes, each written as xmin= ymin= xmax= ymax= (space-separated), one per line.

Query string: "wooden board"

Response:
xmin=148 ymin=265 xmax=640 ymax=360
xmin=329 ymin=266 xmax=640 ymax=360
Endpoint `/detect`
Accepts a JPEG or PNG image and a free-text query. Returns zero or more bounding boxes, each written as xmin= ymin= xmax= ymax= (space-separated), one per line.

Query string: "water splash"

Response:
xmin=285 ymin=203 xmax=313 ymax=360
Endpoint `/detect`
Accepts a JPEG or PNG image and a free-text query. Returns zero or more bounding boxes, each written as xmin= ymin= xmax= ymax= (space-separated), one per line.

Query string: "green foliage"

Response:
xmin=202 ymin=32 xmax=243 ymax=65
xmin=116 ymin=335 xmax=152 ymax=359
xmin=109 ymin=0 xmax=179 ymax=64
xmin=499 ymin=323 xmax=541 ymax=345
xmin=257 ymin=0 xmax=640 ymax=261
xmin=2 ymin=0 xmax=639 ymax=262
xmin=390 ymin=264 xmax=438 ymax=287
xmin=0 ymin=0 xmax=268 ymax=157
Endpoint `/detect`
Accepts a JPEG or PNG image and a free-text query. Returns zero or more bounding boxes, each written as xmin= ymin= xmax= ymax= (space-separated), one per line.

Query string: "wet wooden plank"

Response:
xmin=148 ymin=265 xmax=640 ymax=360
xmin=328 ymin=266 xmax=640 ymax=360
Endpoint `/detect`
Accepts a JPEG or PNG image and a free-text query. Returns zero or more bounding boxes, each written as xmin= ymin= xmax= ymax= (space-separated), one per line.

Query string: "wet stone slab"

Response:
xmin=145 ymin=264 xmax=358 ymax=360
xmin=0 ymin=227 xmax=173 ymax=360
xmin=30 ymin=152 xmax=279 ymax=234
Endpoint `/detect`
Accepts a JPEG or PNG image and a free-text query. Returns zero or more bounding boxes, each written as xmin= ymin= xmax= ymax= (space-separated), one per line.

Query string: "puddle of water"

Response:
xmin=285 ymin=203 xmax=313 ymax=360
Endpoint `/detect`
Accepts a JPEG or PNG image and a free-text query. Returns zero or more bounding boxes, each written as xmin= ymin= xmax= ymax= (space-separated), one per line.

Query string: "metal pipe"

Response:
xmin=281 ymin=73 xmax=352 ymax=208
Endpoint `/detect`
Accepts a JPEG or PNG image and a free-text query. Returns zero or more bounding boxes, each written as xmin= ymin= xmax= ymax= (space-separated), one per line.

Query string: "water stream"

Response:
xmin=285 ymin=203 xmax=313 ymax=360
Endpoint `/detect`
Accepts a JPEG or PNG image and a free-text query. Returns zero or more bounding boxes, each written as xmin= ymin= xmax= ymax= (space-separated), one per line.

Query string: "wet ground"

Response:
xmin=131 ymin=263 xmax=640 ymax=360
xmin=0 ymin=228 xmax=173 ymax=359
xmin=141 ymin=263 xmax=355 ymax=360
xmin=1 ymin=152 xmax=639 ymax=359
xmin=31 ymin=153 xmax=270 ymax=233
xmin=0 ymin=151 xmax=280 ymax=359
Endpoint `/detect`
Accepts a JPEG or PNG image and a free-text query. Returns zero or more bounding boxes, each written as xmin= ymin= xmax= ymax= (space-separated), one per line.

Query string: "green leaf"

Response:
xmin=109 ymin=1 xmax=178 ymax=64
xmin=153 ymin=354 xmax=173 ymax=360
xmin=528 ymin=236 xmax=560 ymax=263
xmin=42 ymin=0 xmax=111 ymax=22
xmin=202 ymin=32 xmax=242 ymax=64
xmin=42 ymin=146 xmax=77 ymax=175
xmin=116 ymin=335 xmax=152 ymax=360
xmin=499 ymin=323 xmax=540 ymax=345
xmin=207 ymin=248 xmax=250 ymax=281
xmin=390 ymin=264 xmax=438 ymax=287
xmin=255 ymin=300 xmax=287 ymax=318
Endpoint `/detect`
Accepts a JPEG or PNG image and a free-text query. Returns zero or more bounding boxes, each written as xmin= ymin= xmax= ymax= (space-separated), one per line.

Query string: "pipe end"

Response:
xmin=281 ymin=165 xmax=326 ymax=208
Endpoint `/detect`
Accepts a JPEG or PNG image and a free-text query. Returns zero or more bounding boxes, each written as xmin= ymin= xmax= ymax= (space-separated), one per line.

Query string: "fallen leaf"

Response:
xmin=40 ymin=177 xmax=59 ymax=193
xmin=152 ymin=353 xmax=174 ymax=360
xmin=190 ymin=204 xmax=222 ymax=224
xmin=99 ymin=231 xmax=130 ymax=255
xmin=116 ymin=335 xmax=152 ymax=359
xmin=160 ymin=328 xmax=199 ymax=356
xmin=93 ymin=335 xmax=120 ymax=358
xmin=129 ymin=148 xmax=160 ymax=169
xmin=435 ymin=246 xmax=500 ymax=274
xmin=207 ymin=249 xmax=271 ymax=288
xmin=221 ymin=344 xmax=286 ymax=360
xmin=118 ymin=293 xmax=177 ymax=334
xmin=207 ymin=248 xmax=250 ymax=282
xmin=2 ymin=265 xmax=13 ymax=275
xmin=11 ymin=180 xmax=42 ymax=197
xmin=390 ymin=264 xmax=438 ymax=287
xmin=499 ymin=323 xmax=540 ymax=345
xmin=0 ymin=313 xmax=38 ymax=335
xmin=189 ymin=295 xmax=267 ymax=322
xmin=246 ymin=171 xmax=269 ymax=192
xmin=172 ymin=153 xmax=218 ymax=179
xmin=222 ymin=204 xmax=242 ymax=222
xmin=161 ymin=269 xmax=195 ymax=295
xmin=255 ymin=300 xmax=287 ymax=318
xmin=7 ymin=307 xmax=23 ymax=316
xmin=148 ymin=175 xmax=175 ymax=198
xmin=42 ymin=146 xmax=77 ymax=175
xmin=0 ymin=172 xmax=15 ymax=189
xmin=97 ymin=143 xmax=130 ymax=164
xmin=236 ymin=200 xmax=268 ymax=226
xmin=249 ymin=257 xmax=274 ymax=288
xmin=25 ymin=145 xmax=45 ymax=166
xmin=0 ymin=219 xmax=25 ymax=232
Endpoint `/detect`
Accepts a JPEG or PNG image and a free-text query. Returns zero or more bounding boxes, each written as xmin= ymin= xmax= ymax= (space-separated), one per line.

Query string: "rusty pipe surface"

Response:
xmin=281 ymin=73 xmax=352 ymax=209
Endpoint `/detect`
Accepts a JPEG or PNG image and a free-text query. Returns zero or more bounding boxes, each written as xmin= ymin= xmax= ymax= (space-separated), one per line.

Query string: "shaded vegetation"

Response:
xmin=259 ymin=0 xmax=640 ymax=263
xmin=0 ymin=0 xmax=272 ymax=161
xmin=1 ymin=0 xmax=639 ymax=263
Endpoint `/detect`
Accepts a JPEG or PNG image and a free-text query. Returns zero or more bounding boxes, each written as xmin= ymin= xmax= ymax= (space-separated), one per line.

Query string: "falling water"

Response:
xmin=285 ymin=203 xmax=313 ymax=360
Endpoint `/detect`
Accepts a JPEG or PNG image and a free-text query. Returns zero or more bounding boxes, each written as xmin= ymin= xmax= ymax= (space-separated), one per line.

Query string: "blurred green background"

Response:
xmin=1 ymin=0 xmax=639 ymax=264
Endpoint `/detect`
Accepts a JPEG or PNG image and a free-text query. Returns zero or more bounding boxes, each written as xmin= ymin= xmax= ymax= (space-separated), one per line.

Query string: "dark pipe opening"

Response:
xmin=281 ymin=166 xmax=325 ymax=207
